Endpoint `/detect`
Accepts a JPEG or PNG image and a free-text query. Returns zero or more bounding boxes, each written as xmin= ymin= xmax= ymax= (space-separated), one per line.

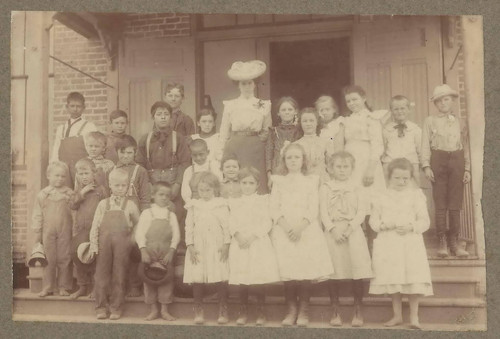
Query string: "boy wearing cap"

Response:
xmin=69 ymin=158 xmax=108 ymax=299
xmin=422 ymin=84 xmax=471 ymax=258
xmin=88 ymin=168 xmax=141 ymax=320
xmin=135 ymin=181 xmax=180 ymax=321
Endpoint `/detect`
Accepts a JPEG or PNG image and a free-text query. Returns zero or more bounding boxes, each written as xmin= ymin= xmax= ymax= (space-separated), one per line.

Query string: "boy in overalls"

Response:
xmin=135 ymin=181 xmax=180 ymax=321
xmin=51 ymin=92 xmax=97 ymax=187
xmin=114 ymin=134 xmax=153 ymax=297
xmin=69 ymin=158 xmax=108 ymax=299
xmin=88 ymin=168 xmax=140 ymax=320
xmin=422 ymin=84 xmax=471 ymax=258
xmin=31 ymin=161 xmax=75 ymax=297
xmin=136 ymin=101 xmax=191 ymax=241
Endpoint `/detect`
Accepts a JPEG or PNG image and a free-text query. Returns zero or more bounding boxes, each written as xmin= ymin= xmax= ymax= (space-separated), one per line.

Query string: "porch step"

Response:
xmin=13 ymin=289 xmax=486 ymax=328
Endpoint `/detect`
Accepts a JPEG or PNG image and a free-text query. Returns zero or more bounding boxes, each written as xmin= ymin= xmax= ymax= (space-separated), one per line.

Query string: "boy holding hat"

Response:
xmin=69 ymin=158 xmax=108 ymax=299
xmin=421 ymin=84 xmax=471 ymax=258
xmin=135 ymin=181 xmax=180 ymax=321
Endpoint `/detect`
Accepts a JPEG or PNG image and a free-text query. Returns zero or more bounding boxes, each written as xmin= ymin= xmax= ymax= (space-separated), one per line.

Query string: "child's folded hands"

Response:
xmin=160 ymin=250 xmax=174 ymax=266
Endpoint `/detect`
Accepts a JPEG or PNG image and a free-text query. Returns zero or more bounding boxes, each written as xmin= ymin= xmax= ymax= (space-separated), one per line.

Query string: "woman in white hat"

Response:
xmin=219 ymin=60 xmax=272 ymax=193
xmin=421 ymin=84 xmax=471 ymax=258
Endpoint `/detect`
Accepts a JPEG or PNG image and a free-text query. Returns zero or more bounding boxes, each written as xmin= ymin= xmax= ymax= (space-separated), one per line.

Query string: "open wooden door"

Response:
xmin=119 ymin=37 xmax=196 ymax=141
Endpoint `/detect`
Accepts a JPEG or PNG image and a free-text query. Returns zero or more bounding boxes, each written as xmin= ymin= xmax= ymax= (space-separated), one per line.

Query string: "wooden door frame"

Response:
xmin=195 ymin=19 xmax=355 ymax=105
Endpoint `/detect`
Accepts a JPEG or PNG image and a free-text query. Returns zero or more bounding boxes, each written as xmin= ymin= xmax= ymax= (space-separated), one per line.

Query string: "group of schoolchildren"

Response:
xmin=30 ymin=77 xmax=470 ymax=330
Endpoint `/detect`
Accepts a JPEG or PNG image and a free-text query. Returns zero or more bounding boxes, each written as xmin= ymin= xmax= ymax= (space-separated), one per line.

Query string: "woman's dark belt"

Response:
xmin=231 ymin=130 xmax=259 ymax=136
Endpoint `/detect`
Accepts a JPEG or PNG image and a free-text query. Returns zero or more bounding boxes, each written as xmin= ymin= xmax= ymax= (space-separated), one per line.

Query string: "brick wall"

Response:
xmin=12 ymin=171 xmax=27 ymax=263
xmin=51 ymin=21 xmax=110 ymax=142
xmin=123 ymin=13 xmax=191 ymax=39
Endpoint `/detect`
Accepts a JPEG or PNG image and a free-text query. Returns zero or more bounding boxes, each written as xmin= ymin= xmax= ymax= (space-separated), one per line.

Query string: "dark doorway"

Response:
xmin=269 ymin=37 xmax=350 ymax=125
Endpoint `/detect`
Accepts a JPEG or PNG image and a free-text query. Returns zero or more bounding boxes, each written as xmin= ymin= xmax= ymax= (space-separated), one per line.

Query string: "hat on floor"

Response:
xmin=28 ymin=242 xmax=48 ymax=267
xmin=138 ymin=261 xmax=172 ymax=286
xmin=430 ymin=84 xmax=459 ymax=102
xmin=227 ymin=60 xmax=267 ymax=81
xmin=77 ymin=242 xmax=95 ymax=265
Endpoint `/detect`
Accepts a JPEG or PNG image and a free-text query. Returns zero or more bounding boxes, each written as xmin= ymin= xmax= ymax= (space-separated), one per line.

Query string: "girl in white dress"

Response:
xmin=294 ymin=107 xmax=335 ymax=181
xmin=315 ymin=95 xmax=343 ymax=152
xmin=270 ymin=143 xmax=334 ymax=327
xmin=183 ymin=172 xmax=231 ymax=325
xmin=320 ymin=152 xmax=373 ymax=327
xmin=369 ymin=158 xmax=433 ymax=329
xmin=228 ymin=167 xmax=280 ymax=326
xmin=190 ymin=108 xmax=223 ymax=170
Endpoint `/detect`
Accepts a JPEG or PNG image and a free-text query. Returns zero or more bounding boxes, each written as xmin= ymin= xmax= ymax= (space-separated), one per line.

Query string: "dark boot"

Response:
xmin=351 ymin=280 xmax=364 ymax=327
xmin=449 ymin=234 xmax=469 ymax=257
xmin=296 ymin=281 xmax=311 ymax=327
xmin=437 ymin=234 xmax=449 ymax=258
xmin=329 ymin=281 xmax=342 ymax=326
xmin=282 ymin=282 xmax=298 ymax=326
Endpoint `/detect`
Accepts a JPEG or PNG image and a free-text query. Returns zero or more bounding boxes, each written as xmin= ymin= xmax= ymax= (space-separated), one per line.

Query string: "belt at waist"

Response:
xmin=431 ymin=149 xmax=463 ymax=154
xmin=231 ymin=131 xmax=259 ymax=136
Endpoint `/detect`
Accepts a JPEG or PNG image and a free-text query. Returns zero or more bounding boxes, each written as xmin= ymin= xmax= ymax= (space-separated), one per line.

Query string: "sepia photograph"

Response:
xmin=10 ymin=10 xmax=486 ymax=332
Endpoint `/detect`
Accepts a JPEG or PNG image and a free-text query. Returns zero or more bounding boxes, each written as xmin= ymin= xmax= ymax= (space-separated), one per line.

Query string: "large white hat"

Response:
xmin=77 ymin=242 xmax=95 ymax=265
xmin=430 ymin=84 xmax=459 ymax=102
xmin=227 ymin=60 xmax=267 ymax=81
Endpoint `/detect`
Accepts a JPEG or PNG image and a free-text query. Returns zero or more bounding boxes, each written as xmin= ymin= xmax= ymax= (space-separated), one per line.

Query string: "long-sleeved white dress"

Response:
xmin=369 ymin=188 xmax=433 ymax=296
xmin=269 ymin=173 xmax=334 ymax=281
xmin=228 ymin=193 xmax=280 ymax=285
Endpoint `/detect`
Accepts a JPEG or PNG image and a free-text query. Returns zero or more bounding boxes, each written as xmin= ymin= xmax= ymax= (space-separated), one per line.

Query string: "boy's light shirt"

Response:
xmin=181 ymin=159 xmax=223 ymax=203
xmin=50 ymin=118 xmax=97 ymax=162
xmin=135 ymin=203 xmax=180 ymax=250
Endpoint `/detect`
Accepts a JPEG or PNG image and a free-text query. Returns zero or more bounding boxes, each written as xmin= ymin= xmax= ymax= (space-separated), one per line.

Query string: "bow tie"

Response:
xmin=329 ymin=188 xmax=356 ymax=216
xmin=394 ymin=123 xmax=407 ymax=137
xmin=112 ymin=195 xmax=124 ymax=206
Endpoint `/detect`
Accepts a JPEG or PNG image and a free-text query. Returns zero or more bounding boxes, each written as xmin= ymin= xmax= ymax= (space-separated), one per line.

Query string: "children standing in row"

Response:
xmin=32 ymin=161 xmax=75 ymax=297
xmin=422 ymin=84 xmax=471 ymax=258
xmin=135 ymin=181 xmax=180 ymax=321
xmin=369 ymin=158 xmax=433 ymax=329
xmin=69 ymin=158 xmax=108 ymax=300
xmin=183 ymin=172 xmax=231 ymax=325
xmin=89 ymin=168 xmax=141 ymax=320
xmin=228 ymin=167 xmax=280 ymax=326
xmin=270 ymin=143 xmax=334 ymax=327
xmin=319 ymin=152 xmax=373 ymax=327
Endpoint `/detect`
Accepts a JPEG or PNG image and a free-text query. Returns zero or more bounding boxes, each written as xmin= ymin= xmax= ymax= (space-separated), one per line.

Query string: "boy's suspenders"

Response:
xmin=127 ymin=164 xmax=140 ymax=197
xmin=146 ymin=130 xmax=177 ymax=169
xmin=62 ymin=120 xmax=88 ymax=139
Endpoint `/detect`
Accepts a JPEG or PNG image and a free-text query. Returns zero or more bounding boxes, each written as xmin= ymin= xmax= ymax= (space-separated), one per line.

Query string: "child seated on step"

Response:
xmin=88 ymin=168 xmax=141 ymax=320
xmin=183 ymin=172 xmax=231 ymax=325
xmin=320 ymin=152 xmax=373 ymax=327
xmin=82 ymin=131 xmax=115 ymax=193
xmin=369 ymin=158 xmax=433 ymax=329
xmin=181 ymin=138 xmax=222 ymax=205
xmin=228 ymin=167 xmax=280 ymax=326
xmin=32 ymin=161 xmax=75 ymax=297
xmin=135 ymin=181 xmax=180 ymax=321
xmin=105 ymin=110 xmax=133 ymax=164
xmin=69 ymin=158 xmax=108 ymax=300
